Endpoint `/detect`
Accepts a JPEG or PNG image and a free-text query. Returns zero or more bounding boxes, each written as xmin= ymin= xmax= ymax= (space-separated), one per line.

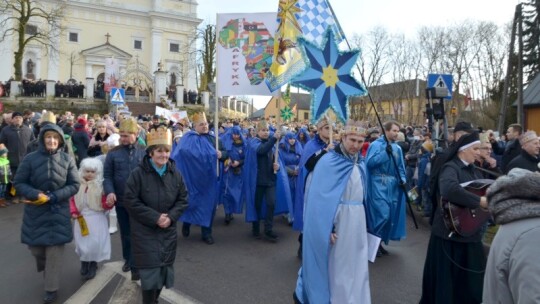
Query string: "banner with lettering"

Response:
xmin=216 ymin=13 xmax=278 ymax=96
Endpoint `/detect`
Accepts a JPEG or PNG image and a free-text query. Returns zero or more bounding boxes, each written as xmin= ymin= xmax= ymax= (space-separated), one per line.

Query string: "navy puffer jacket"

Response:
xmin=15 ymin=124 xmax=80 ymax=246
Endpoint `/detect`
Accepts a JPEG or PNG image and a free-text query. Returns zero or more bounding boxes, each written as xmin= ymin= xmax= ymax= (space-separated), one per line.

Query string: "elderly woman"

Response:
xmin=124 ymin=126 xmax=189 ymax=304
xmin=14 ymin=124 xmax=80 ymax=304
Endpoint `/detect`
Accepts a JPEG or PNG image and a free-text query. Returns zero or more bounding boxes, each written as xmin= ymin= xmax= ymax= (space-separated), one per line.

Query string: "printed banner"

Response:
xmin=104 ymin=57 xmax=119 ymax=93
xmin=216 ymin=13 xmax=278 ymax=96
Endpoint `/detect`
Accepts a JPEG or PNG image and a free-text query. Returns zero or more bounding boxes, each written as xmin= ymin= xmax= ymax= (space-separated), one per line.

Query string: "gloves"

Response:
xmin=385 ymin=144 xmax=393 ymax=154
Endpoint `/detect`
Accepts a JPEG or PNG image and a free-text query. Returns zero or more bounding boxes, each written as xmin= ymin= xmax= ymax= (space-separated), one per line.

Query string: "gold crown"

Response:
xmin=119 ymin=117 xmax=139 ymax=134
xmin=192 ymin=112 xmax=207 ymax=124
xmin=147 ymin=126 xmax=172 ymax=147
xmin=256 ymin=120 xmax=268 ymax=130
xmin=342 ymin=120 xmax=367 ymax=136
xmin=41 ymin=111 xmax=56 ymax=124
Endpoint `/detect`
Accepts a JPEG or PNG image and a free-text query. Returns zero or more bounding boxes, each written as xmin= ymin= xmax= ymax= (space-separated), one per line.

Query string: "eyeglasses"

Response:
xmin=479 ymin=147 xmax=492 ymax=151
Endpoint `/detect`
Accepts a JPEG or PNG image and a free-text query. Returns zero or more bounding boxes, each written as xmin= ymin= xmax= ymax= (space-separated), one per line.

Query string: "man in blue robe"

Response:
xmin=293 ymin=119 xmax=333 ymax=257
xmin=220 ymin=126 xmax=246 ymax=224
xmin=294 ymin=121 xmax=371 ymax=304
xmin=171 ymin=112 xmax=227 ymax=245
xmin=243 ymin=120 xmax=290 ymax=242
xmin=365 ymin=120 xmax=407 ymax=255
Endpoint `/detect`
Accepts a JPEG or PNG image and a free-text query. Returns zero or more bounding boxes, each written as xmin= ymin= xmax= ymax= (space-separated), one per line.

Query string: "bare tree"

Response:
xmin=196 ymin=23 xmax=216 ymax=93
xmin=0 ymin=0 xmax=64 ymax=80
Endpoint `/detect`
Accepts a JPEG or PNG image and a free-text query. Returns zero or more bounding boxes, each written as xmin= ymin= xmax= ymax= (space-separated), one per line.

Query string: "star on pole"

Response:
xmin=293 ymin=29 xmax=367 ymax=123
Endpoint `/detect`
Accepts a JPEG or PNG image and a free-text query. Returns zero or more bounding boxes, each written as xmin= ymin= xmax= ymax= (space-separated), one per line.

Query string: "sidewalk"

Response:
xmin=65 ymin=261 xmax=201 ymax=304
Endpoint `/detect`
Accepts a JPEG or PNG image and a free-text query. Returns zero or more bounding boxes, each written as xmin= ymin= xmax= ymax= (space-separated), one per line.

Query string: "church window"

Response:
xmin=25 ymin=24 xmax=38 ymax=35
xmin=69 ymin=32 xmax=79 ymax=42
xmin=169 ymin=43 xmax=179 ymax=53
xmin=134 ymin=40 xmax=142 ymax=50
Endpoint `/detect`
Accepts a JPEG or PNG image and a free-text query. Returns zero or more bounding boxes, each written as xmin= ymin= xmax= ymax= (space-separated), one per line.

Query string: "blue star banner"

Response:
xmin=293 ymin=29 xmax=367 ymax=123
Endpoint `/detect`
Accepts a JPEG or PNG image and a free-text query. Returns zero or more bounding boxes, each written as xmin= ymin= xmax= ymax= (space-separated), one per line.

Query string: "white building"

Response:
xmin=0 ymin=0 xmax=202 ymax=97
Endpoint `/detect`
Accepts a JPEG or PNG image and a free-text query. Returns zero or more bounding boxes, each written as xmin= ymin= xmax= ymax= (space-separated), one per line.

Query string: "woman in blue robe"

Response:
xmin=220 ymin=126 xmax=246 ymax=224
xmin=279 ymin=132 xmax=303 ymax=224
xmin=295 ymin=127 xmax=310 ymax=148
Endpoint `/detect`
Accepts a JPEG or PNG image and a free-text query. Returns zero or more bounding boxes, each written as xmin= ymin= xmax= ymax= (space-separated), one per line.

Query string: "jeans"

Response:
xmin=254 ymin=185 xmax=276 ymax=232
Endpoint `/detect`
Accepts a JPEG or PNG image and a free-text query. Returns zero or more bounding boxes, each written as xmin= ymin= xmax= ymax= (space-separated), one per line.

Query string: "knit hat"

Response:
xmin=11 ymin=112 xmax=23 ymax=119
xmin=519 ymin=131 xmax=538 ymax=145
xmin=422 ymin=140 xmax=434 ymax=153
xmin=77 ymin=118 xmax=87 ymax=126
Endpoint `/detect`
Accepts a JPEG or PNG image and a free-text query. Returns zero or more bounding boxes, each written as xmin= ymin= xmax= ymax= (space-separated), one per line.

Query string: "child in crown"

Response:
xmin=70 ymin=158 xmax=112 ymax=280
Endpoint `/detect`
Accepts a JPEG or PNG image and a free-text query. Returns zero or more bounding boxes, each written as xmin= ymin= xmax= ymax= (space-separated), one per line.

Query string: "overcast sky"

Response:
xmin=197 ymin=0 xmax=519 ymax=109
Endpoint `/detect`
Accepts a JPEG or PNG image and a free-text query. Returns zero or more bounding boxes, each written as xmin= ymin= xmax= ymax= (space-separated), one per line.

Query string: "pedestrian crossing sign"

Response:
xmin=427 ymin=74 xmax=453 ymax=99
xmin=110 ymin=88 xmax=125 ymax=105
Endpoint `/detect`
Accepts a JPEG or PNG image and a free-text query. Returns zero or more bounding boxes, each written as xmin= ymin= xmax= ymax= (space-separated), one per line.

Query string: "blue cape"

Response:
xmin=365 ymin=136 xmax=407 ymax=243
xmin=243 ymin=137 xmax=290 ymax=222
xmin=300 ymin=150 xmax=367 ymax=303
xmin=295 ymin=127 xmax=310 ymax=148
xmin=220 ymin=126 xmax=246 ymax=214
xmin=171 ymin=131 xmax=218 ymax=227
xmin=293 ymin=135 xmax=327 ymax=231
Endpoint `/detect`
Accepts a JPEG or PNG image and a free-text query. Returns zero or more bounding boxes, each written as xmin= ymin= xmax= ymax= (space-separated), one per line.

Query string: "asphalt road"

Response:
xmin=0 ymin=204 xmax=430 ymax=303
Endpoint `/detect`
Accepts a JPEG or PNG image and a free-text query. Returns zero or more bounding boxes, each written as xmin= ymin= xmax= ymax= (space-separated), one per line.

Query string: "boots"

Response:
xmin=85 ymin=262 xmax=97 ymax=280
xmin=80 ymin=261 xmax=89 ymax=276
xmin=0 ymin=198 xmax=6 ymax=208
xmin=142 ymin=289 xmax=156 ymax=304
xmin=108 ymin=211 xmax=118 ymax=234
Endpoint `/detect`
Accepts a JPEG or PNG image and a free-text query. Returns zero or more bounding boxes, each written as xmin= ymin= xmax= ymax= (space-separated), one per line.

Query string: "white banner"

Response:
xmin=155 ymin=106 xmax=188 ymax=123
xmin=216 ymin=13 xmax=278 ymax=96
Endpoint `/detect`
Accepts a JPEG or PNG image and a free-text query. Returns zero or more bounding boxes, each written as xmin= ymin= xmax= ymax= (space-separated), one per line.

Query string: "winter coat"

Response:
xmin=124 ymin=156 xmax=188 ymax=269
xmin=103 ymin=142 xmax=146 ymax=206
xmin=15 ymin=124 xmax=80 ymax=246
xmin=483 ymin=168 xmax=540 ymax=303
xmin=71 ymin=125 xmax=90 ymax=164
xmin=505 ymin=150 xmax=539 ymax=173
xmin=0 ymin=123 xmax=35 ymax=167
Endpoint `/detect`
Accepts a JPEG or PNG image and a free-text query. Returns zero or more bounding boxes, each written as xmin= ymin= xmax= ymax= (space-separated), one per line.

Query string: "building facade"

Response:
xmin=0 ymin=0 xmax=201 ymax=95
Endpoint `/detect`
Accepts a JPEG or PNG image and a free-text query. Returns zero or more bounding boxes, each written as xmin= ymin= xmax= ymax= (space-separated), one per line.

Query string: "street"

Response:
xmin=0 ymin=204 xmax=430 ymax=303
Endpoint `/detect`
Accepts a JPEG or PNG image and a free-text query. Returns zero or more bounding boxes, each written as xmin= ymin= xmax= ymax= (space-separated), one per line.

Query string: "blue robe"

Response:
xmin=299 ymin=150 xmax=368 ymax=303
xmin=221 ymin=127 xmax=246 ymax=214
xmin=365 ymin=136 xmax=407 ymax=243
xmin=243 ymin=137 xmax=290 ymax=222
xmin=279 ymin=133 xmax=303 ymax=219
xmin=295 ymin=128 xmax=310 ymax=148
xmin=293 ymin=135 xmax=328 ymax=231
xmin=171 ymin=131 xmax=218 ymax=227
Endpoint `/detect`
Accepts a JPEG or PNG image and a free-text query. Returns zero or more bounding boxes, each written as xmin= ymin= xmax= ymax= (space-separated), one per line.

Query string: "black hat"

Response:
xmin=453 ymin=121 xmax=473 ymax=133
xmin=152 ymin=114 xmax=160 ymax=120
xmin=11 ymin=112 xmax=23 ymax=119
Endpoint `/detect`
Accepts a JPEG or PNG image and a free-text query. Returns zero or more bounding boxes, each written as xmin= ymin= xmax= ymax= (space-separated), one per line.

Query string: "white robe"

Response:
xmin=328 ymin=165 xmax=371 ymax=304
xmin=73 ymin=195 xmax=111 ymax=262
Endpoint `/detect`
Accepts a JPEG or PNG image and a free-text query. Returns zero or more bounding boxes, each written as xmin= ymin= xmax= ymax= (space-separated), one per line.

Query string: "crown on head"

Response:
xmin=147 ymin=126 xmax=172 ymax=147
xmin=342 ymin=120 xmax=367 ymax=136
xmin=119 ymin=117 xmax=139 ymax=134
xmin=192 ymin=112 xmax=207 ymax=124
xmin=479 ymin=132 xmax=490 ymax=144
xmin=41 ymin=111 xmax=56 ymax=124
xmin=256 ymin=120 xmax=268 ymax=130
xmin=316 ymin=118 xmax=329 ymax=129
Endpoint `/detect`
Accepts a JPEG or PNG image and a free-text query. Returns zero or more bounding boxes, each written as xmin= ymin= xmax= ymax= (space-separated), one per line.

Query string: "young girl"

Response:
xmin=70 ymin=157 xmax=112 ymax=280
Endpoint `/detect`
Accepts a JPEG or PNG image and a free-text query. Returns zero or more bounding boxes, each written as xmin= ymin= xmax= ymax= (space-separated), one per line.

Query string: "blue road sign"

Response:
xmin=427 ymin=74 xmax=453 ymax=99
xmin=110 ymin=88 xmax=125 ymax=105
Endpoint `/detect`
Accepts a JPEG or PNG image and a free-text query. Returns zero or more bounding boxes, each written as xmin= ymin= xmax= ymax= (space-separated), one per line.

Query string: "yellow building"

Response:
xmin=350 ymin=79 xmax=428 ymax=125
xmin=0 ymin=0 xmax=201 ymax=94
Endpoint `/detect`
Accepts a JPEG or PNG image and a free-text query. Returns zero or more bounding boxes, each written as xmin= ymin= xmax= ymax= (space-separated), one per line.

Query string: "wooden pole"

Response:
xmin=274 ymin=91 xmax=281 ymax=174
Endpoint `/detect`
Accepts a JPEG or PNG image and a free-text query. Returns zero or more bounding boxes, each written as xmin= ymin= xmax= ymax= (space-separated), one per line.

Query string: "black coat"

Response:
xmin=124 ymin=156 xmax=188 ymax=269
xmin=505 ymin=150 xmax=539 ymax=173
xmin=0 ymin=124 xmax=35 ymax=167
xmin=15 ymin=124 xmax=80 ymax=246
xmin=255 ymin=136 xmax=277 ymax=187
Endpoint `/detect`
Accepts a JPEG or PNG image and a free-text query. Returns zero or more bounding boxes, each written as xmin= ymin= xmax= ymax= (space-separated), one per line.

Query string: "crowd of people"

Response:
xmin=0 ymin=107 xmax=539 ymax=303
xmin=0 ymin=78 xmax=85 ymax=99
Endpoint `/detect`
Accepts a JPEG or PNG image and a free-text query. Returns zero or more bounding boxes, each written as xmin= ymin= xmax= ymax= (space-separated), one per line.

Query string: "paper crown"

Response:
xmin=119 ymin=117 xmax=139 ymax=134
xmin=147 ymin=126 xmax=172 ymax=147
xmin=520 ymin=130 xmax=538 ymax=145
xmin=316 ymin=118 xmax=329 ymax=129
xmin=479 ymin=132 xmax=490 ymax=144
xmin=41 ymin=111 xmax=56 ymax=124
xmin=342 ymin=120 xmax=366 ymax=136
xmin=192 ymin=112 xmax=207 ymax=124
xmin=256 ymin=120 xmax=268 ymax=130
